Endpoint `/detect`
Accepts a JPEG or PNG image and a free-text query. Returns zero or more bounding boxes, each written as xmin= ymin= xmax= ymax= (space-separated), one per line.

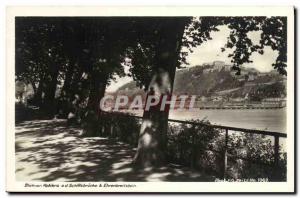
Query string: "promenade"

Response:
xmin=15 ymin=119 xmax=214 ymax=182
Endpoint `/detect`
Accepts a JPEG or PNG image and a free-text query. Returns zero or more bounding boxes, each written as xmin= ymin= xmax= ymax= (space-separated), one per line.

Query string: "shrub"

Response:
xmin=166 ymin=119 xmax=221 ymax=174
xmin=166 ymin=119 xmax=286 ymax=181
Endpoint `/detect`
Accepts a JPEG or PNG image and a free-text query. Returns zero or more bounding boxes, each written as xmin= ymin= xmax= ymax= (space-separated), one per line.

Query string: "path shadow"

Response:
xmin=15 ymin=104 xmax=58 ymax=124
xmin=15 ymin=119 xmax=215 ymax=182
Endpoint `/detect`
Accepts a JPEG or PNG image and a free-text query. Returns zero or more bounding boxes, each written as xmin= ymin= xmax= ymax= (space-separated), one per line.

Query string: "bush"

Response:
xmin=225 ymin=133 xmax=287 ymax=181
xmin=98 ymin=112 xmax=141 ymax=145
xmin=166 ymin=119 xmax=286 ymax=181
xmin=167 ymin=119 xmax=222 ymax=174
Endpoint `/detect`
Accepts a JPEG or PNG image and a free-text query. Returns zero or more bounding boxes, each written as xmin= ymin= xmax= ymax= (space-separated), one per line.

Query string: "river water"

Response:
xmin=169 ymin=108 xmax=286 ymax=133
xmin=121 ymin=108 xmax=287 ymax=149
xmin=124 ymin=108 xmax=286 ymax=133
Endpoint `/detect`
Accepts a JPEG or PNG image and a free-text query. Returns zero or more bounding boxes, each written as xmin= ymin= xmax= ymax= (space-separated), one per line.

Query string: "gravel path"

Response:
xmin=15 ymin=119 xmax=214 ymax=182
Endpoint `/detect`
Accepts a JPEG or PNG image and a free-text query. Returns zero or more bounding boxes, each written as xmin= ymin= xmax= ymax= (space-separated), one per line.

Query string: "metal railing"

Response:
xmin=101 ymin=111 xmax=287 ymax=180
xmin=167 ymin=118 xmax=286 ymax=180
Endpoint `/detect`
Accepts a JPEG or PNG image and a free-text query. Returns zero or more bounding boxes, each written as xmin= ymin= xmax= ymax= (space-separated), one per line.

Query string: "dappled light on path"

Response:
xmin=16 ymin=119 xmax=214 ymax=182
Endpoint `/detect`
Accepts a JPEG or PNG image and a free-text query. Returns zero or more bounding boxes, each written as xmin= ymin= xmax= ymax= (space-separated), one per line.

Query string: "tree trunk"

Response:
xmin=87 ymin=76 xmax=107 ymax=113
xmin=33 ymin=75 xmax=45 ymax=107
xmin=62 ymin=59 xmax=76 ymax=98
xmin=81 ymin=74 xmax=108 ymax=137
xmin=133 ymin=19 xmax=188 ymax=168
xmin=30 ymin=80 xmax=37 ymax=94
xmin=58 ymin=58 xmax=77 ymax=117
xmin=42 ymin=65 xmax=60 ymax=117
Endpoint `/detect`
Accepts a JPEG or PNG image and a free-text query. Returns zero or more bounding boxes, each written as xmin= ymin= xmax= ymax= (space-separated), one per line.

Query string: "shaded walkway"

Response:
xmin=16 ymin=119 xmax=215 ymax=182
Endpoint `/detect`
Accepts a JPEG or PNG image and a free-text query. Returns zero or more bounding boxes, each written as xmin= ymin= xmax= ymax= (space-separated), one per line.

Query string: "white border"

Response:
xmin=6 ymin=6 xmax=295 ymax=193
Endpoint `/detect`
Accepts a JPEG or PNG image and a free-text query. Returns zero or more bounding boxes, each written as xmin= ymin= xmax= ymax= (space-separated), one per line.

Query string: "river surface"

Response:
xmin=121 ymin=108 xmax=287 ymax=150
xmin=123 ymin=108 xmax=286 ymax=133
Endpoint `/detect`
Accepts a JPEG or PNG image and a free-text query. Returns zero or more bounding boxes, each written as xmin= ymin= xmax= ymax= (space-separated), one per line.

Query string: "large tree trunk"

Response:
xmin=61 ymin=58 xmax=76 ymax=98
xmin=81 ymin=73 xmax=108 ymax=137
xmin=42 ymin=65 xmax=60 ymax=117
xmin=58 ymin=58 xmax=77 ymax=117
xmin=133 ymin=19 xmax=188 ymax=168
xmin=87 ymin=76 xmax=107 ymax=113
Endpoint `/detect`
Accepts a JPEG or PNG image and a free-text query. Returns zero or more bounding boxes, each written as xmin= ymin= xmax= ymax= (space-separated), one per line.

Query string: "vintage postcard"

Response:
xmin=6 ymin=6 xmax=295 ymax=193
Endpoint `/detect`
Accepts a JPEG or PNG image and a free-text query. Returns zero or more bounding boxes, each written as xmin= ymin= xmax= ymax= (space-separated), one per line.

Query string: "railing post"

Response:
xmin=273 ymin=135 xmax=280 ymax=181
xmin=223 ymin=129 xmax=229 ymax=180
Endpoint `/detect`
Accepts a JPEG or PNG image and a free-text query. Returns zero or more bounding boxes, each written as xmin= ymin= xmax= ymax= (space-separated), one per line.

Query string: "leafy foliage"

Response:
xmin=167 ymin=120 xmax=221 ymax=171
xmin=16 ymin=16 xmax=287 ymax=113
xmin=183 ymin=17 xmax=287 ymax=75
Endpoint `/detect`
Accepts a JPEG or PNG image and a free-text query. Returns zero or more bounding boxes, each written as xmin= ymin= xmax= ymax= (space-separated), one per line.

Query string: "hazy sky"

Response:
xmin=106 ymin=25 xmax=279 ymax=92
xmin=183 ymin=25 xmax=278 ymax=71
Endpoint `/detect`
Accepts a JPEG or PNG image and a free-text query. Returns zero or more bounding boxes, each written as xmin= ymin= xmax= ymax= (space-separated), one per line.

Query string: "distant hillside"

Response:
xmin=115 ymin=81 xmax=146 ymax=98
xmin=173 ymin=67 xmax=241 ymax=96
xmin=115 ymin=64 xmax=286 ymax=99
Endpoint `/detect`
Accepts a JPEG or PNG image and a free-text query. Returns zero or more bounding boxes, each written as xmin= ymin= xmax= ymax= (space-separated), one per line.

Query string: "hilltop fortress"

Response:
xmin=108 ymin=61 xmax=286 ymax=110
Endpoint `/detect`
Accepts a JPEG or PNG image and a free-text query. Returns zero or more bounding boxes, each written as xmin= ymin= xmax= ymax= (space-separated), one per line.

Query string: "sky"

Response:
xmin=106 ymin=25 xmax=279 ymax=92
xmin=183 ymin=25 xmax=278 ymax=71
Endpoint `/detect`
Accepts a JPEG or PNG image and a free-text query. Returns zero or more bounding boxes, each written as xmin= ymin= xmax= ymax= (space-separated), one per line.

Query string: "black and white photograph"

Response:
xmin=6 ymin=6 xmax=295 ymax=193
